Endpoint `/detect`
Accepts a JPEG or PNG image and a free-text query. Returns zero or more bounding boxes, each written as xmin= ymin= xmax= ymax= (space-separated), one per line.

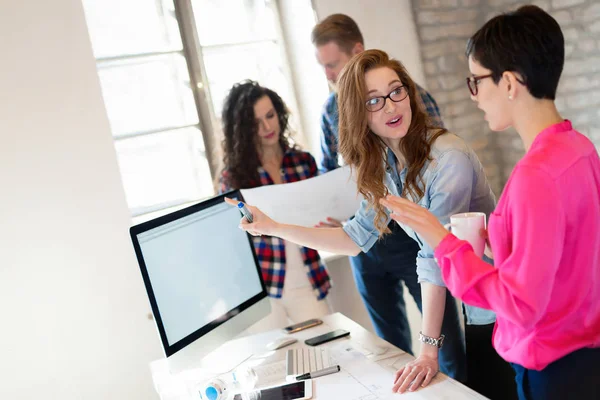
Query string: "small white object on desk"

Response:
xmin=265 ymin=337 xmax=298 ymax=351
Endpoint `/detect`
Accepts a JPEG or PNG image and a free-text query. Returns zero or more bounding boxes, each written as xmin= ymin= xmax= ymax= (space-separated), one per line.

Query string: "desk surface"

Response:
xmin=151 ymin=312 xmax=487 ymax=400
xmin=304 ymin=313 xmax=486 ymax=399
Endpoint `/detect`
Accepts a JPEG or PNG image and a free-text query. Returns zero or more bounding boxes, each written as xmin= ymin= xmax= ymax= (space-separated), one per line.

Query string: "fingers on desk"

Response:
xmin=393 ymin=365 xmax=435 ymax=393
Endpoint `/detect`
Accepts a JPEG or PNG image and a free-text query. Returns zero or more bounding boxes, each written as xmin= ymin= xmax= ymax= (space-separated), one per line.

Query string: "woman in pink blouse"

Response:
xmin=381 ymin=5 xmax=600 ymax=400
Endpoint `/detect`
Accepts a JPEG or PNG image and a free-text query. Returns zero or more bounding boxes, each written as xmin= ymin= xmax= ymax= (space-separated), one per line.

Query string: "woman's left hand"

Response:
xmin=379 ymin=195 xmax=449 ymax=249
xmin=392 ymin=354 xmax=439 ymax=393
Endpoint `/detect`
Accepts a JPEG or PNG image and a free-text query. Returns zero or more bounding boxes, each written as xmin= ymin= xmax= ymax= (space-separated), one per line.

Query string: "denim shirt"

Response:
xmin=343 ymin=132 xmax=497 ymax=324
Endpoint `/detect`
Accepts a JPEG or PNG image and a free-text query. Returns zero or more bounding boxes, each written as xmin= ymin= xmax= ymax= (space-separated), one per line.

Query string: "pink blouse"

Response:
xmin=435 ymin=120 xmax=600 ymax=370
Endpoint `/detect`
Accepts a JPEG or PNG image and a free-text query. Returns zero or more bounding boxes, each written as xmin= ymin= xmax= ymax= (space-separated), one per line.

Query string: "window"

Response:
xmin=191 ymin=0 xmax=297 ymax=119
xmin=83 ymin=0 xmax=299 ymax=216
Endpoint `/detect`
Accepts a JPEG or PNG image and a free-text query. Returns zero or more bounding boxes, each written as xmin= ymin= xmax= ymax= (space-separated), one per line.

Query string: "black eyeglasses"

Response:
xmin=365 ymin=86 xmax=409 ymax=112
xmin=466 ymin=74 xmax=526 ymax=96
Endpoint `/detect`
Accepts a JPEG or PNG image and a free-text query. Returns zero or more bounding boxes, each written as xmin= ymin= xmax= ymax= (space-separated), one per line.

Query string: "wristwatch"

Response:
xmin=419 ymin=332 xmax=445 ymax=348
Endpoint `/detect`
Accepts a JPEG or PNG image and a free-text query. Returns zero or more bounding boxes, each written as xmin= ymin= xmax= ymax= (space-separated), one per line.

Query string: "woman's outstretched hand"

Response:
xmin=224 ymin=197 xmax=279 ymax=237
xmin=379 ymin=195 xmax=449 ymax=249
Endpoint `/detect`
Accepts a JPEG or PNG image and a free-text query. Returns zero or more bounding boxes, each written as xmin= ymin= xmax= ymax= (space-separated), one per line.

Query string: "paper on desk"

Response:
xmin=327 ymin=336 xmax=405 ymax=364
xmin=316 ymin=354 xmax=398 ymax=400
xmin=385 ymin=358 xmax=486 ymax=399
xmin=318 ymin=343 xmax=486 ymax=399
xmin=347 ymin=338 xmax=406 ymax=362
xmin=329 ymin=341 xmax=370 ymax=365
xmin=240 ymin=166 xmax=363 ymax=227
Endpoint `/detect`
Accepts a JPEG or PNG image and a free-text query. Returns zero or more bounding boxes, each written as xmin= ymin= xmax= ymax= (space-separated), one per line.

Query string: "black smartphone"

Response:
xmin=232 ymin=380 xmax=312 ymax=400
xmin=304 ymin=329 xmax=350 ymax=346
xmin=283 ymin=318 xmax=323 ymax=334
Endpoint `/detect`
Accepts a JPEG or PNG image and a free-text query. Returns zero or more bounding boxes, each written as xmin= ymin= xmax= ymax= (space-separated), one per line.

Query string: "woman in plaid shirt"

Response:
xmin=218 ymin=80 xmax=332 ymax=331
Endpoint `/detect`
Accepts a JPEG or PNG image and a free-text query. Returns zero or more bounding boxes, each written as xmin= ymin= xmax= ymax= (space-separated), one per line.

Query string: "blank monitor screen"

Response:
xmin=130 ymin=192 xmax=267 ymax=356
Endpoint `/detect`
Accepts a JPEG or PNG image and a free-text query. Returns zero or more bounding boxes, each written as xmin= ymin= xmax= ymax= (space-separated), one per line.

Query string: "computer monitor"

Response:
xmin=129 ymin=191 xmax=271 ymax=373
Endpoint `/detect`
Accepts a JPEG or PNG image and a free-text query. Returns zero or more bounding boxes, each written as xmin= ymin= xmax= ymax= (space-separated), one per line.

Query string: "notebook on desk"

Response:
xmin=285 ymin=347 xmax=332 ymax=382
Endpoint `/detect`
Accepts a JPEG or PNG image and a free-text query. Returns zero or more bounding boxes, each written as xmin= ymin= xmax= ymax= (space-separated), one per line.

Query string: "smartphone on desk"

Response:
xmin=283 ymin=318 xmax=323 ymax=334
xmin=305 ymin=329 xmax=350 ymax=346
xmin=233 ymin=380 xmax=312 ymax=400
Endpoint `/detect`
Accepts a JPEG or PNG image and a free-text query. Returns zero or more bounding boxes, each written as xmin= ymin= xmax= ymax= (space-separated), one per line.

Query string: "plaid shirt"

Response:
xmin=320 ymin=83 xmax=445 ymax=172
xmin=219 ymin=148 xmax=331 ymax=299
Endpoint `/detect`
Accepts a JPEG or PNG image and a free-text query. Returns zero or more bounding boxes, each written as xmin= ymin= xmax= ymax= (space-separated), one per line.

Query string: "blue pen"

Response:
xmin=237 ymin=202 xmax=254 ymax=223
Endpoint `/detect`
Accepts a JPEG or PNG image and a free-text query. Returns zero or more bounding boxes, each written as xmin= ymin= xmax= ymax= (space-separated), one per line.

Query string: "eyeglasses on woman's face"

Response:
xmin=466 ymin=74 xmax=493 ymax=96
xmin=365 ymin=86 xmax=409 ymax=112
xmin=466 ymin=73 xmax=526 ymax=96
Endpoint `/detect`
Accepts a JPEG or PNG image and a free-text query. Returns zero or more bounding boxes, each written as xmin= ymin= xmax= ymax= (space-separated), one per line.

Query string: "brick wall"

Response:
xmin=412 ymin=0 xmax=600 ymax=195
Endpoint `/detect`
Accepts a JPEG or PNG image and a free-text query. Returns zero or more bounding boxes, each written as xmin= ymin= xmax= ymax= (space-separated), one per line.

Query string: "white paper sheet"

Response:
xmin=317 ymin=359 xmax=485 ymax=400
xmin=240 ymin=166 xmax=363 ymax=227
xmin=317 ymin=342 xmax=487 ymax=400
xmin=345 ymin=338 xmax=406 ymax=362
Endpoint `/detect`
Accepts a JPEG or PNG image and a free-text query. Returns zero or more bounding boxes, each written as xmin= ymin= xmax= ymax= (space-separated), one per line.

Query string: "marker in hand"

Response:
xmin=237 ymin=202 xmax=254 ymax=223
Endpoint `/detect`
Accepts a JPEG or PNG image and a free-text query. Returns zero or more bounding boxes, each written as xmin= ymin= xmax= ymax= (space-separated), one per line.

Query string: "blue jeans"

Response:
xmin=350 ymin=222 xmax=466 ymax=382
xmin=511 ymin=347 xmax=600 ymax=400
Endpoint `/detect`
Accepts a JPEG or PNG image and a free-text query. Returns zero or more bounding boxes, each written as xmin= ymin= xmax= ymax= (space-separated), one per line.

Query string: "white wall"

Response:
xmin=277 ymin=0 xmax=330 ymax=162
xmin=0 ymin=1 xmax=162 ymax=398
xmin=311 ymin=0 xmax=427 ymax=88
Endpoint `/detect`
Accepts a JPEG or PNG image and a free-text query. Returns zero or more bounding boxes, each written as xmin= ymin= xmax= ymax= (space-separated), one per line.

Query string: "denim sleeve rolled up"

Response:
xmin=342 ymin=197 xmax=390 ymax=252
xmin=343 ymin=132 xmax=497 ymax=288
xmin=413 ymin=150 xmax=475 ymax=285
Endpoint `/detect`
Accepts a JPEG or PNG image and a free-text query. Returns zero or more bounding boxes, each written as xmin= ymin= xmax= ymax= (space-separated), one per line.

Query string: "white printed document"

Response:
xmin=240 ymin=166 xmax=363 ymax=227
xmin=319 ymin=342 xmax=486 ymax=400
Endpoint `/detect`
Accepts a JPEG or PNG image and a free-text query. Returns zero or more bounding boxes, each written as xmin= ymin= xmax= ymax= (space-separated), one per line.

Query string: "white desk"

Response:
xmin=150 ymin=313 xmax=487 ymax=400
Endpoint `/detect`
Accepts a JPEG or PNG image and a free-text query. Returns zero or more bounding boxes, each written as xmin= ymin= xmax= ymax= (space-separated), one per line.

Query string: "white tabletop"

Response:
xmin=150 ymin=312 xmax=488 ymax=400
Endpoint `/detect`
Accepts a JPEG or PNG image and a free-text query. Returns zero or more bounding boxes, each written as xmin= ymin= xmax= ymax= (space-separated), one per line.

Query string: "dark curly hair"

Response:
xmin=220 ymin=80 xmax=294 ymax=189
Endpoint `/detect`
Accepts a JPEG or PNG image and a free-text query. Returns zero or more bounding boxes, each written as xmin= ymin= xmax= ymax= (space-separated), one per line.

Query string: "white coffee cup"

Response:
xmin=444 ymin=212 xmax=486 ymax=257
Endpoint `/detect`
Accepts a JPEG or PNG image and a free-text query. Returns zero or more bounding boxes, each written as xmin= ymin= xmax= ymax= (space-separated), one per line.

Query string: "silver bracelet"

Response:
xmin=419 ymin=331 xmax=445 ymax=348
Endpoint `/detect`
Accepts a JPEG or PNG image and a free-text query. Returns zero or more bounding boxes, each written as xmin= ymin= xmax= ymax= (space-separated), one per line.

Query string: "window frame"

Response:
xmin=88 ymin=0 xmax=304 ymax=218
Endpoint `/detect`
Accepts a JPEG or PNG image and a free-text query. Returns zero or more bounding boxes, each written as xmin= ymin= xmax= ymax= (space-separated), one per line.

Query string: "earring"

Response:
xmin=508 ymin=95 xmax=513 ymax=100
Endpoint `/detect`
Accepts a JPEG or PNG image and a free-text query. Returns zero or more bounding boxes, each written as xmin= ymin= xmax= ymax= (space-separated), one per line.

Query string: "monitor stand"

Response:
xmin=166 ymin=297 xmax=271 ymax=375
xmin=196 ymin=336 xmax=255 ymax=374
xmin=167 ymin=335 xmax=255 ymax=376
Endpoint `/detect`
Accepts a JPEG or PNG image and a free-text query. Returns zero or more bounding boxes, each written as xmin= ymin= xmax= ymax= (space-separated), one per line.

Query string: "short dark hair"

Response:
xmin=466 ymin=5 xmax=564 ymax=100
xmin=311 ymin=14 xmax=364 ymax=54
